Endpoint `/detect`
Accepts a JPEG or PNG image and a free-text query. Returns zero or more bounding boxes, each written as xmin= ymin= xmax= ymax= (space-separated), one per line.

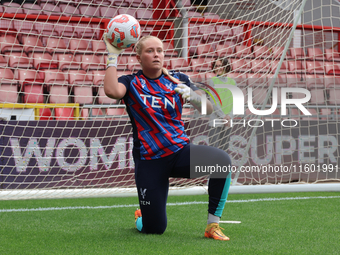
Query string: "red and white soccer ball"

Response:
xmin=105 ymin=14 xmax=141 ymax=49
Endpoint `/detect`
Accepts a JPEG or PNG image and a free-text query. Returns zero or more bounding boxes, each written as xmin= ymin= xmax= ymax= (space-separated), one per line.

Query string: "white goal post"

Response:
xmin=1 ymin=0 xmax=340 ymax=200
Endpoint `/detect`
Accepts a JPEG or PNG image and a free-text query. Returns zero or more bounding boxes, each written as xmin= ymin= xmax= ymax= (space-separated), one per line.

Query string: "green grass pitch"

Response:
xmin=0 ymin=192 xmax=339 ymax=254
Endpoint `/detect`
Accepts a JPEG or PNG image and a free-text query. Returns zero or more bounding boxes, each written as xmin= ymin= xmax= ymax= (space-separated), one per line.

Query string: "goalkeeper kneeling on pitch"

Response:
xmin=103 ymin=34 xmax=232 ymax=241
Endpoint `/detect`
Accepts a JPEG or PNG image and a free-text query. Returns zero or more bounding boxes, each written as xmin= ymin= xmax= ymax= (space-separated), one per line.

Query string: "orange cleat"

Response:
xmin=134 ymin=208 xmax=142 ymax=227
xmin=204 ymin=223 xmax=230 ymax=241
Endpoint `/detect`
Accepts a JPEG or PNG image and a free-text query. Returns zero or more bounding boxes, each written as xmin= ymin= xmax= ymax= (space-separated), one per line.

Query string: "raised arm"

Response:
xmin=103 ymin=33 xmax=127 ymax=100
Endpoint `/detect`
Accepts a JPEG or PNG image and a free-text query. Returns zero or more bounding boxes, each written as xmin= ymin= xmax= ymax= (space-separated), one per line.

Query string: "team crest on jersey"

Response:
xmin=164 ymin=81 xmax=173 ymax=90
xmin=140 ymin=78 xmax=146 ymax=88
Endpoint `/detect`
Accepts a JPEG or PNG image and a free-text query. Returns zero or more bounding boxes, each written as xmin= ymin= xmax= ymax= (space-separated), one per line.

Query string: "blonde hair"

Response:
xmin=134 ymin=35 xmax=163 ymax=56
xmin=134 ymin=35 xmax=182 ymax=84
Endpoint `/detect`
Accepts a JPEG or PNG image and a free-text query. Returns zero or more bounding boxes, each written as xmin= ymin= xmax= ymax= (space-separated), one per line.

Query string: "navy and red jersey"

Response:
xmin=118 ymin=70 xmax=196 ymax=160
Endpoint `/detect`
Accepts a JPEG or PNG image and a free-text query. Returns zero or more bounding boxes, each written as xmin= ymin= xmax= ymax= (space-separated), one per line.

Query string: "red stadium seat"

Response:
xmin=215 ymin=43 xmax=234 ymax=57
xmin=324 ymin=75 xmax=340 ymax=88
xmin=59 ymin=4 xmax=81 ymax=17
xmin=309 ymin=89 xmax=325 ymax=104
xmin=163 ymin=42 xmax=178 ymax=57
xmin=250 ymin=59 xmax=270 ymax=73
xmin=0 ymin=68 xmax=18 ymax=103
xmin=253 ymin=46 xmax=271 ymax=59
xmin=22 ymin=36 xmax=44 ymax=54
xmin=55 ymin=108 xmax=74 ymax=120
xmin=106 ymin=107 xmax=128 ymax=120
xmin=5 ymin=52 xmax=33 ymax=69
xmin=230 ymin=58 xmax=251 ymax=73
xmin=305 ymin=61 xmax=325 ymax=74
xmin=270 ymin=60 xmax=289 ymax=73
xmin=92 ymin=70 xmax=106 ymax=86
xmin=56 ymin=54 xmax=82 ymax=71
xmin=266 ymin=74 xmax=287 ymax=88
xmin=325 ymin=49 xmax=340 ymax=62
xmin=54 ymin=23 xmax=75 ymax=38
xmin=200 ymin=25 xmax=221 ymax=43
xmin=12 ymin=19 xmax=38 ymax=41
xmin=191 ymin=58 xmax=210 ymax=72
xmin=307 ymin=48 xmax=324 ymax=61
xmin=0 ymin=19 xmax=16 ymax=35
xmin=76 ymin=24 xmax=96 ymax=39
xmin=92 ymin=40 xmax=107 ymax=54
xmin=68 ymin=70 xmax=93 ymax=104
xmin=79 ymin=5 xmax=101 ymax=17
xmin=31 ymin=53 xmax=58 ymax=70
xmin=248 ymin=73 xmax=267 ymax=87
xmin=170 ymin=58 xmax=191 ymax=72
xmin=287 ymin=60 xmax=304 ymax=73
xmin=328 ymin=88 xmax=340 ymax=104
xmin=15 ymin=69 xmax=44 ymax=103
xmin=99 ymin=6 xmax=119 ymax=18
xmin=324 ymin=62 xmax=340 ymax=75
xmin=40 ymin=3 xmax=62 ymax=15
xmin=44 ymin=71 xmax=69 ymax=104
xmin=38 ymin=108 xmax=53 ymax=120
xmin=195 ymin=44 xmax=213 ymax=56
xmin=117 ymin=55 xmax=129 ymax=71
xmin=124 ymin=0 xmax=147 ymax=8
xmin=234 ymin=45 xmax=253 ymax=58
xmin=215 ymin=25 xmax=233 ymax=41
xmin=286 ymin=74 xmax=304 ymax=87
xmin=118 ymin=7 xmax=137 ymax=16
xmin=271 ymin=47 xmax=286 ymax=59
xmin=22 ymin=3 xmax=43 ymax=15
xmin=289 ymin=48 xmax=305 ymax=59
xmin=136 ymin=9 xmax=154 ymax=19
xmin=45 ymin=38 xmax=68 ymax=55
xmin=2 ymin=2 xmax=23 ymax=14
xmin=68 ymin=39 xmax=91 ymax=55
xmin=81 ymin=55 xmax=106 ymax=71
xmin=0 ymin=35 xmax=23 ymax=53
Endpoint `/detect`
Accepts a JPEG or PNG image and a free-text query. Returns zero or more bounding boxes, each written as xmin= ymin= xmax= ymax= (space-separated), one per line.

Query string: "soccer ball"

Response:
xmin=105 ymin=14 xmax=141 ymax=49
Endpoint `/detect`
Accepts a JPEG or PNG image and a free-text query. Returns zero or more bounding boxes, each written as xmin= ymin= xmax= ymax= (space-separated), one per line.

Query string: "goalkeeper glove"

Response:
xmin=174 ymin=84 xmax=202 ymax=108
xmin=103 ymin=33 xmax=124 ymax=68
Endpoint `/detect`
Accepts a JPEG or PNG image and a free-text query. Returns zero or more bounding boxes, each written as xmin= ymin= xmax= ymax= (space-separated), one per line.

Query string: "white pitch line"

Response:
xmin=0 ymin=195 xmax=339 ymax=213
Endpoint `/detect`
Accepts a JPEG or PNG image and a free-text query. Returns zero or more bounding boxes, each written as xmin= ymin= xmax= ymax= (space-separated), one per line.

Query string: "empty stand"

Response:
xmin=325 ymin=49 xmax=340 ymax=61
xmin=270 ymin=60 xmax=289 ymax=73
xmin=45 ymin=38 xmax=69 ymax=55
xmin=44 ymin=71 xmax=69 ymax=104
xmin=0 ymin=35 xmax=23 ymax=53
xmin=234 ymin=45 xmax=253 ymax=58
xmin=68 ymin=70 xmax=94 ymax=104
xmin=22 ymin=3 xmax=43 ymax=15
xmin=22 ymin=36 xmax=44 ymax=54
xmin=230 ymin=58 xmax=252 ymax=73
xmin=305 ymin=61 xmax=325 ymax=75
xmin=289 ymin=48 xmax=305 ymax=59
xmin=307 ymin=48 xmax=324 ymax=61
xmin=31 ymin=53 xmax=58 ymax=70
xmin=0 ymin=68 xmax=18 ymax=103
xmin=253 ymin=46 xmax=271 ymax=59
xmin=81 ymin=54 xmax=106 ymax=71
xmin=59 ymin=4 xmax=81 ymax=17
xmin=15 ymin=69 xmax=44 ymax=103
xmin=54 ymin=107 xmax=74 ymax=120
xmin=170 ymin=58 xmax=191 ymax=72
xmin=6 ymin=52 xmax=32 ymax=69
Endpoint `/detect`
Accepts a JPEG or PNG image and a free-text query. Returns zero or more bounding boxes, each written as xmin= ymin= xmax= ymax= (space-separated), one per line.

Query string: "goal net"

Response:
xmin=1 ymin=0 xmax=340 ymax=200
